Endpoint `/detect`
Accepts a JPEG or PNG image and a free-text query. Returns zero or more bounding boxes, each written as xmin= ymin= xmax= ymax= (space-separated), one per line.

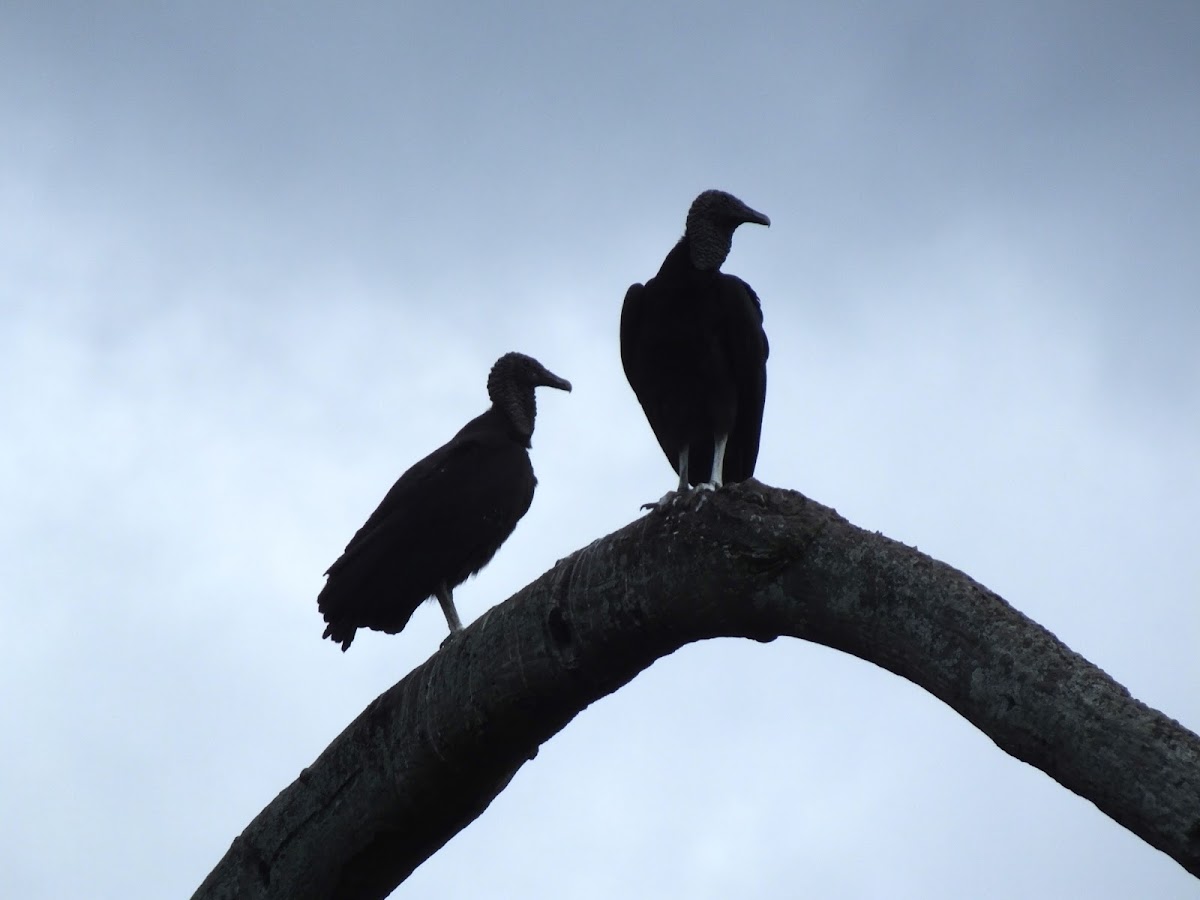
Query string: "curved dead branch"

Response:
xmin=192 ymin=482 xmax=1200 ymax=899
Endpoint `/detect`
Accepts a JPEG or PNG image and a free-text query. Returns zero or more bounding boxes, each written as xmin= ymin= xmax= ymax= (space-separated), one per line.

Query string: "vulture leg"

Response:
xmin=435 ymin=582 xmax=464 ymax=633
xmin=702 ymin=432 xmax=729 ymax=490
xmin=676 ymin=445 xmax=690 ymax=493
xmin=682 ymin=434 xmax=727 ymax=510
xmin=641 ymin=446 xmax=692 ymax=510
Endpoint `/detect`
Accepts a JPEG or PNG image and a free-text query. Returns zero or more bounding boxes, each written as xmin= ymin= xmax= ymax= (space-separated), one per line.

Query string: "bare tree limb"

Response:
xmin=192 ymin=482 xmax=1200 ymax=900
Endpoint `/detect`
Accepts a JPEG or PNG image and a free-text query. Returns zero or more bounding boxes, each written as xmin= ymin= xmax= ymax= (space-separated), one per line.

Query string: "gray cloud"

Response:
xmin=1 ymin=3 xmax=1197 ymax=897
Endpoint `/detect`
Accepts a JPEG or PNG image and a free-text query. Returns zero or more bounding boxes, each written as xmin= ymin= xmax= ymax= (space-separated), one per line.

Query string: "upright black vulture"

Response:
xmin=318 ymin=352 xmax=571 ymax=650
xmin=620 ymin=189 xmax=770 ymax=500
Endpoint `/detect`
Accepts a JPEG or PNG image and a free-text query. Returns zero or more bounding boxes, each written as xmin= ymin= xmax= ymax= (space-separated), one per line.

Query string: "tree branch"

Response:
xmin=192 ymin=482 xmax=1200 ymax=900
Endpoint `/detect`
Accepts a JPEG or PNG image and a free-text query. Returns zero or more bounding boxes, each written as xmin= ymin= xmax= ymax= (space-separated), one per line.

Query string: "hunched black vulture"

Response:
xmin=620 ymin=189 xmax=770 ymax=500
xmin=318 ymin=352 xmax=571 ymax=650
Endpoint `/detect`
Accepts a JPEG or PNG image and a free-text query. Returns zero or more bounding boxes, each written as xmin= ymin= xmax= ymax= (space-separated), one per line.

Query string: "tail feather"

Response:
xmin=322 ymin=620 xmax=356 ymax=652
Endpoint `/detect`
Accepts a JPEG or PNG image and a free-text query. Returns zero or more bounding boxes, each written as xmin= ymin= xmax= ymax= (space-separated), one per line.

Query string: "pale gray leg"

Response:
xmin=686 ymin=434 xmax=728 ymax=510
xmin=436 ymin=582 xmax=463 ymax=633
xmin=676 ymin=446 xmax=690 ymax=493
xmin=705 ymin=432 xmax=728 ymax=489
xmin=642 ymin=447 xmax=692 ymax=510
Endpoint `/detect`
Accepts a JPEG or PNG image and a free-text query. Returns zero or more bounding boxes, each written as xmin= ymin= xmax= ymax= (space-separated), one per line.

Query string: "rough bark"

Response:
xmin=192 ymin=482 xmax=1200 ymax=900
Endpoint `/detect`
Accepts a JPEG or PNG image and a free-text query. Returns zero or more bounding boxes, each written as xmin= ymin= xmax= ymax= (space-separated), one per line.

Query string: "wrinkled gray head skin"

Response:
xmin=487 ymin=352 xmax=572 ymax=439
xmin=684 ymin=189 xmax=771 ymax=271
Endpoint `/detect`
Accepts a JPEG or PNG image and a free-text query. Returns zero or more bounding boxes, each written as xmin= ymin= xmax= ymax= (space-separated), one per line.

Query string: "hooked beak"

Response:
xmin=741 ymin=205 xmax=770 ymax=228
xmin=539 ymin=369 xmax=572 ymax=393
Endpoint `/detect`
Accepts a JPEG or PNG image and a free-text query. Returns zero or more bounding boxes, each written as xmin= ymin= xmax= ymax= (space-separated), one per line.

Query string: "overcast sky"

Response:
xmin=2 ymin=3 xmax=1198 ymax=898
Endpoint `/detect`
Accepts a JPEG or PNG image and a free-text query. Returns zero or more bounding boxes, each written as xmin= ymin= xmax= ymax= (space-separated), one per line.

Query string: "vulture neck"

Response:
xmin=488 ymin=376 xmax=536 ymax=445
xmin=684 ymin=218 xmax=733 ymax=272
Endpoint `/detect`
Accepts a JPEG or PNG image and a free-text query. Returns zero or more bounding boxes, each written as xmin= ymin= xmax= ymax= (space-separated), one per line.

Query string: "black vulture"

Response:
xmin=318 ymin=352 xmax=571 ymax=650
xmin=620 ymin=189 xmax=770 ymax=500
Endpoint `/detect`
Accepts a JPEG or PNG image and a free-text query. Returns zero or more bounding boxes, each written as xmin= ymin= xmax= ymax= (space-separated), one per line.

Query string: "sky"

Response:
xmin=1 ymin=2 xmax=1198 ymax=898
